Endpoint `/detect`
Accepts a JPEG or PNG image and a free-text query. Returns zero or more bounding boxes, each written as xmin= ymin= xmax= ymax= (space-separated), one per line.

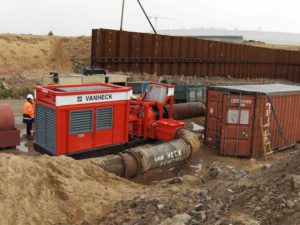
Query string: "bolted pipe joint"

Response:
xmin=174 ymin=128 xmax=201 ymax=156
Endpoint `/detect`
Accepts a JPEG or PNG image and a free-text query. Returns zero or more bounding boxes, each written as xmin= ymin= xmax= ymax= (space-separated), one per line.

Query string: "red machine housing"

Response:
xmin=34 ymin=82 xmax=184 ymax=156
xmin=129 ymin=82 xmax=184 ymax=142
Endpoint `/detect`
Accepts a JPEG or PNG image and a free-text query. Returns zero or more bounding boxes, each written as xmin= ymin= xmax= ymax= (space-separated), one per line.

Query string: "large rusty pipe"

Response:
xmin=90 ymin=155 xmax=126 ymax=177
xmin=89 ymin=129 xmax=200 ymax=178
xmin=171 ymin=102 xmax=206 ymax=120
xmin=0 ymin=104 xmax=15 ymax=130
xmin=0 ymin=104 xmax=20 ymax=148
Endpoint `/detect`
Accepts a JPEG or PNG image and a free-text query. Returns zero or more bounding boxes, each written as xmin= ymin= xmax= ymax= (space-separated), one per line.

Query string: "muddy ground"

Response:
xmin=0 ymin=72 xmax=299 ymax=225
xmin=0 ymin=101 xmax=298 ymax=225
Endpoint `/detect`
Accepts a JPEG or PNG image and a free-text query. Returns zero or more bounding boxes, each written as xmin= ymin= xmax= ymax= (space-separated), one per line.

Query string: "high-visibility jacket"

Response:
xmin=23 ymin=101 xmax=35 ymax=119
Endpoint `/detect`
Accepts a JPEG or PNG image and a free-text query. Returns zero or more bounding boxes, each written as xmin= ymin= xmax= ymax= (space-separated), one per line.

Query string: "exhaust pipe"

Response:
xmin=89 ymin=129 xmax=200 ymax=178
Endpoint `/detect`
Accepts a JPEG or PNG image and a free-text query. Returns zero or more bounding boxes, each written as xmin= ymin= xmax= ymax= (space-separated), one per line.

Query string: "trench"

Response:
xmin=7 ymin=112 xmax=208 ymax=185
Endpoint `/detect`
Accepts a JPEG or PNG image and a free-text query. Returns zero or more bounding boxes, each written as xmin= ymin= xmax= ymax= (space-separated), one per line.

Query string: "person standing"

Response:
xmin=23 ymin=94 xmax=35 ymax=139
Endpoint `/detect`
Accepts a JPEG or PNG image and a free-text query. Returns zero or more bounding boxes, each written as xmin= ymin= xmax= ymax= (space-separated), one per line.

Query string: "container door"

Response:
xmin=220 ymin=93 xmax=255 ymax=157
xmin=205 ymin=89 xmax=224 ymax=148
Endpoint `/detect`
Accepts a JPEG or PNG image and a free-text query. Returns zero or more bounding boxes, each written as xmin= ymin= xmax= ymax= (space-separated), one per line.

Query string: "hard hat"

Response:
xmin=27 ymin=94 xmax=34 ymax=100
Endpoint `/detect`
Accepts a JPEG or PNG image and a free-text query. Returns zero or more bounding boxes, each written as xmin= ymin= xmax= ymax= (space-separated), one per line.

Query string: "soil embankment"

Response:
xmin=0 ymin=34 xmax=90 ymax=78
xmin=0 ymin=154 xmax=140 ymax=225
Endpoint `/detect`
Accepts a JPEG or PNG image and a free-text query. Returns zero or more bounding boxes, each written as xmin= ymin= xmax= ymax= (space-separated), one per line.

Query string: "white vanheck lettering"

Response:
xmin=55 ymin=91 xmax=130 ymax=106
xmin=85 ymin=94 xmax=113 ymax=102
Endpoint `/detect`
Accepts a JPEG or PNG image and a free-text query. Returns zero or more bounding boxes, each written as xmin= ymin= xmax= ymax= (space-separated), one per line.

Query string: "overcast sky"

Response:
xmin=0 ymin=0 xmax=299 ymax=36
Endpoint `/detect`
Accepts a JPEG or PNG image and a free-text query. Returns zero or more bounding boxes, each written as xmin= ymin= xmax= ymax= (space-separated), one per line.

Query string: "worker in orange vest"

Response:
xmin=23 ymin=94 xmax=35 ymax=139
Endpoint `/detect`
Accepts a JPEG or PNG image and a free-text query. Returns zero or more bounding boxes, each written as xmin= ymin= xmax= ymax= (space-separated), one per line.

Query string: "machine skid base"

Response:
xmin=34 ymin=138 xmax=155 ymax=159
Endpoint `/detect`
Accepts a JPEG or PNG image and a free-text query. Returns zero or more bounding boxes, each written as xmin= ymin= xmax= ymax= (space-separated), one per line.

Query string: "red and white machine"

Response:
xmin=34 ymin=82 xmax=184 ymax=156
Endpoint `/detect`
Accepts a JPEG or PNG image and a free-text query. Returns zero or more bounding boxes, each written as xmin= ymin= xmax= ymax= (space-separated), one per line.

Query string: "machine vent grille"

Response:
xmin=70 ymin=110 xmax=93 ymax=134
xmin=96 ymin=107 xmax=113 ymax=130
xmin=36 ymin=104 xmax=56 ymax=154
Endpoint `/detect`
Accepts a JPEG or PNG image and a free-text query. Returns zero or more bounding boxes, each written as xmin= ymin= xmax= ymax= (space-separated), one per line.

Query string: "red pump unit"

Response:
xmin=34 ymin=82 xmax=184 ymax=156
xmin=129 ymin=82 xmax=184 ymax=142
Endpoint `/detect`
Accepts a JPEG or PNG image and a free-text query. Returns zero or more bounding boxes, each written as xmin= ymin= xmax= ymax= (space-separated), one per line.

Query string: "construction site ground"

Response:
xmin=0 ymin=34 xmax=299 ymax=225
xmin=0 ymin=98 xmax=298 ymax=225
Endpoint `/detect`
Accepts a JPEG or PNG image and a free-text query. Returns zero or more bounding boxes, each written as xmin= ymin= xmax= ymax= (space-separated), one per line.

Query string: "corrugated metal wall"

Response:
xmin=91 ymin=29 xmax=300 ymax=81
xmin=252 ymin=94 xmax=300 ymax=157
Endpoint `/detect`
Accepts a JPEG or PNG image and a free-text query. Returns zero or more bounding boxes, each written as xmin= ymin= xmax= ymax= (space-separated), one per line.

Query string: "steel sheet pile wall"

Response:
xmin=91 ymin=29 xmax=300 ymax=81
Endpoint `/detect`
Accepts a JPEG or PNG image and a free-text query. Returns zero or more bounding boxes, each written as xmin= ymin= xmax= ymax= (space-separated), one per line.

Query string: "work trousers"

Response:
xmin=26 ymin=121 xmax=33 ymax=136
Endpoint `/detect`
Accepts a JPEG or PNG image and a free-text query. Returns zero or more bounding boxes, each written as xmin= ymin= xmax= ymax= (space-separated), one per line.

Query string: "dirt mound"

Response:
xmin=0 ymin=34 xmax=90 ymax=78
xmin=217 ymin=150 xmax=300 ymax=225
xmin=0 ymin=154 xmax=140 ymax=225
xmin=0 ymin=74 xmax=40 ymax=98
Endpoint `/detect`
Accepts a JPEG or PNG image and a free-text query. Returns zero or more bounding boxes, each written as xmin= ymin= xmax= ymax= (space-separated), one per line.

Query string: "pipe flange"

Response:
xmin=175 ymin=128 xmax=201 ymax=156
xmin=119 ymin=150 xmax=143 ymax=178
